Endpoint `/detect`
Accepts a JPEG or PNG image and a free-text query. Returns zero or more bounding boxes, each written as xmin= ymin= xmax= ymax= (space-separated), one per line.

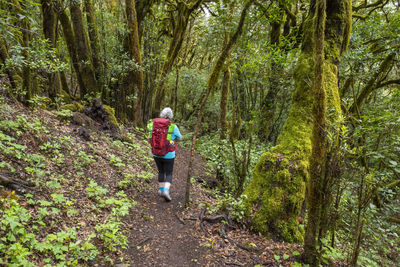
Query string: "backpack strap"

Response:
xmin=166 ymin=123 xmax=175 ymax=141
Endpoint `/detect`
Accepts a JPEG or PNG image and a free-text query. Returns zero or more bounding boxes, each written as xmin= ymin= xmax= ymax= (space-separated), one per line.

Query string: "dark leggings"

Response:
xmin=154 ymin=157 xmax=175 ymax=183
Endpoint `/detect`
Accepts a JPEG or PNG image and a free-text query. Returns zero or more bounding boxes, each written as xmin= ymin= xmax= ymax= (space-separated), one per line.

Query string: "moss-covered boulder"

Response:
xmin=102 ymin=104 xmax=119 ymax=130
xmin=83 ymin=99 xmax=120 ymax=135
xmin=59 ymin=102 xmax=84 ymax=112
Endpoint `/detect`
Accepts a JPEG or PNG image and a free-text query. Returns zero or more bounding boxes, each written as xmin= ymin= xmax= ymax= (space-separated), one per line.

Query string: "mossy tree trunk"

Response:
xmin=70 ymin=0 xmax=98 ymax=97
xmin=124 ymin=0 xmax=144 ymax=125
xmin=135 ymin=0 xmax=160 ymax=42
xmin=0 ymin=35 xmax=21 ymax=90
xmin=11 ymin=0 xmax=31 ymax=103
xmin=349 ymin=52 xmax=395 ymax=114
xmin=83 ymin=0 xmax=103 ymax=87
xmin=41 ymin=0 xmax=62 ymax=100
xmin=219 ymin=2 xmax=234 ymax=140
xmin=243 ymin=0 xmax=351 ymax=243
xmin=303 ymin=0 xmax=327 ymax=265
xmin=219 ymin=66 xmax=231 ymax=140
xmin=58 ymin=7 xmax=86 ymax=97
xmin=170 ymin=66 xmax=179 ymax=114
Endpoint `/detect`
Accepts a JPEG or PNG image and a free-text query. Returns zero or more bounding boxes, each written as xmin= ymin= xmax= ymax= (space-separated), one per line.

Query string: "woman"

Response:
xmin=147 ymin=107 xmax=182 ymax=201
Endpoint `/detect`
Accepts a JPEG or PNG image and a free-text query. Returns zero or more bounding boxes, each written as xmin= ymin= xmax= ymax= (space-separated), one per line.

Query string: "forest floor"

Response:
xmin=123 ymin=148 xmax=304 ymax=267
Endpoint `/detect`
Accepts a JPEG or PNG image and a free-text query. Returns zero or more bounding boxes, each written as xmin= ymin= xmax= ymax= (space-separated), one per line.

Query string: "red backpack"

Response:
xmin=148 ymin=118 xmax=176 ymax=156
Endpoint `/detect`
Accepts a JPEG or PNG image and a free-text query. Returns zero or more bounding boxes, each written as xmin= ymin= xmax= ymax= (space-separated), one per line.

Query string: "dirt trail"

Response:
xmin=125 ymin=148 xmax=214 ymax=266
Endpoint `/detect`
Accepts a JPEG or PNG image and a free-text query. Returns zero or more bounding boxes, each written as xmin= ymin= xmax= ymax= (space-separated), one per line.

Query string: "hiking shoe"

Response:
xmin=161 ymin=190 xmax=171 ymax=202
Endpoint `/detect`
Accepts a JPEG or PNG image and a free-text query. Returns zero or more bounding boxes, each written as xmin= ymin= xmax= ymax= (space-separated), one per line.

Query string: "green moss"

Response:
xmin=244 ymin=151 xmax=306 ymax=243
xmin=341 ymin=0 xmax=352 ymax=53
xmin=324 ymin=63 xmax=341 ymax=119
xmin=103 ymin=105 xmax=119 ymax=129
xmin=59 ymin=102 xmax=84 ymax=112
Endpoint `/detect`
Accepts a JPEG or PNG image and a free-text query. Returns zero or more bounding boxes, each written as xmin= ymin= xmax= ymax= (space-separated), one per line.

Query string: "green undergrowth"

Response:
xmin=194 ymin=132 xmax=265 ymax=194
xmin=0 ymin=96 xmax=153 ymax=265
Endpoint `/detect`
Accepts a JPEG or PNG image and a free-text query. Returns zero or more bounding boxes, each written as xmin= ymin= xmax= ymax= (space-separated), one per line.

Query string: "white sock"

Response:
xmin=164 ymin=182 xmax=171 ymax=191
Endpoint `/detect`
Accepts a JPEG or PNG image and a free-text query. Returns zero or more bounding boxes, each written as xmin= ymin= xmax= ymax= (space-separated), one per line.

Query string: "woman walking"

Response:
xmin=147 ymin=107 xmax=182 ymax=201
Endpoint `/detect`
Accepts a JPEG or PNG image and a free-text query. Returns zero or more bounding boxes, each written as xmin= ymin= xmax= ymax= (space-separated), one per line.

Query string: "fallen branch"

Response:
xmin=199 ymin=208 xmax=209 ymax=234
xmin=198 ymin=208 xmax=255 ymax=253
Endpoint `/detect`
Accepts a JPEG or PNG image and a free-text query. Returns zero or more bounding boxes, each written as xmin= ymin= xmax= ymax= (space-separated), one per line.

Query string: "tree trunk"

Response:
xmin=70 ymin=0 xmax=98 ymax=97
xmin=243 ymin=0 xmax=351 ymax=243
xmin=21 ymin=27 xmax=31 ymax=103
xmin=0 ymin=35 xmax=21 ymax=90
xmin=303 ymin=0 xmax=327 ymax=265
xmin=125 ymin=0 xmax=144 ymax=125
xmin=219 ymin=2 xmax=235 ymax=140
xmin=219 ymin=66 xmax=231 ymax=139
xmin=41 ymin=0 xmax=62 ymax=99
xmin=58 ymin=8 xmax=86 ymax=97
xmin=11 ymin=0 xmax=31 ymax=103
xmin=258 ymin=2 xmax=285 ymax=142
xmin=171 ymin=67 xmax=179 ymax=113
xmin=83 ymin=0 xmax=103 ymax=86
xmin=135 ymin=0 xmax=160 ymax=42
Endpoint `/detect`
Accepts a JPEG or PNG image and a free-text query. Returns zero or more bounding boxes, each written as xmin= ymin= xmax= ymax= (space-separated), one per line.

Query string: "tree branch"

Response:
xmin=353 ymin=0 xmax=384 ymax=12
xmin=3 ymin=23 xmax=39 ymax=35
xmin=376 ymin=79 xmax=400 ymax=88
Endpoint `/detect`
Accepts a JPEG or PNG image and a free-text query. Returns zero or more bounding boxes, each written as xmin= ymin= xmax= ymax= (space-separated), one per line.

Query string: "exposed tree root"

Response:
xmin=0 ymin=174 xmax=35 ymax=194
